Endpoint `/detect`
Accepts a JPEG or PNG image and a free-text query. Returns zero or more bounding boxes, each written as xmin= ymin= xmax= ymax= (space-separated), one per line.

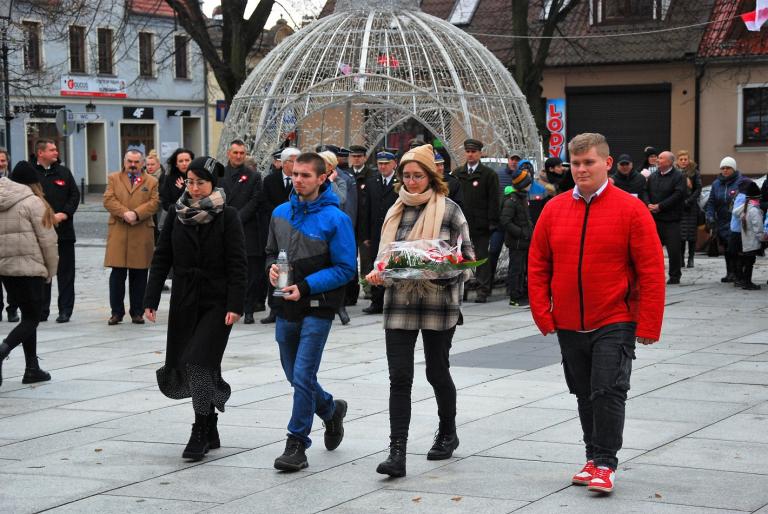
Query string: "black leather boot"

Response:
xmin=427 ymin=430 xmax=459 ymax=460
xmin=376 ymin=438 xmax=407 ymax=477
xmin=208 ymin=408 xmax=221 ymax=449
xmin=274 ymin=436 xmax=308 ymax=471
xmin=337 ymin=307 xmax=350 ymax=325
xmin=0 ymin=340 xmax=11 ymax=388
xmin=21 ymin=350 xmax=50 ymax=384
xmin=182 ymin=413 xmax=210 ymax=461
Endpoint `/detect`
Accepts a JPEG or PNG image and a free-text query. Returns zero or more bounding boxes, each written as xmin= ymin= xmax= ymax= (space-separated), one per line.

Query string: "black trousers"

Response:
xmin=727 ymin=233 xmax=744 ymax=281
xmin=655 ymin=221 xmax=681 ymax=280
xmin=507 ymin=248 xmax=528 ymax=300
xmin=471 ymin=231 xmax=491 ymax=297
xmin=558 ymin=322 xmax=636 ymax=470
xmin=42 ymin=240 xmax=75 ymax=317
xmin=370 ymin=285 xmax=385 ymax=309
xmin=0 ymin=276 xmax=44 ymax=368
xmin=0 ymin=277 xmax=18 ymax=313
xmin=385 ymin=327 xmax=457 ymax=439
xmin=109 ymin=268 xmax=148 ymax=318
xmin=244 ymin=255 xmax=267 ymax=314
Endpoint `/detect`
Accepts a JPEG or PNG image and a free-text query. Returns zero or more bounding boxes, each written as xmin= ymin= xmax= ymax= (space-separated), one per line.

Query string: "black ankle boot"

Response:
xmin=0 ymin=341 xmax=11 ymax=388
xmin=274 ymin=436 xmax=308 ymax=471
xmin=22 ymin=367 xmax=51 ymax=384
xmin=21 ymin=353 xmax=51 ymax=384
xmin=208 ymin=410 xmax=220 ymax=449
xmin=427 ymin=430 xmax=459 ymax=460
xmin=376 ymin=438 xmax=407 ymax=477
xmin=182 ymin=414 xmax=210 ymax=461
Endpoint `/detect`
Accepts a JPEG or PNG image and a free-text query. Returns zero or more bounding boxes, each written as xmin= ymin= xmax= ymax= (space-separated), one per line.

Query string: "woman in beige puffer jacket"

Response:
xmin=0 ymin=161 xmax=59 ymax=388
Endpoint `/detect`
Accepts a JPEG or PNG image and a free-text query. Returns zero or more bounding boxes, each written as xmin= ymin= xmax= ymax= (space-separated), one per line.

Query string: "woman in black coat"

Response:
xmin=144 ymin=156 xmax=247 ymax=462
xmin=676 ymin=150 xmax=702 ymax=268
xmin=160 ymin=148 xmax=194 ymax=212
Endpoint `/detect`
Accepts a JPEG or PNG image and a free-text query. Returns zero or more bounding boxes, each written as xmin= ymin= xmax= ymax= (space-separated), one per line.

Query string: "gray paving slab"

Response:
xmin=624 ymin=397 xmax=749 ymax=424
xmin=615 ymin=463 xmax=768 ymax=512
xmin=691 ymin=412 xmax=768 ymax=444
xmin=325 ymin=489 xmax=528 ymax=513
xmin=0 ymin=472 xmax=124 ymax=513
xmin=514 ymin=487 xmax=743 ymax=513
xmin=0 ymin=427 xmax=124 ymax=460
xmin=479 ymin=439 xmax=645 ymax=464
xmin=46 ymin=495 xmax=217 ymax=513
xmin=635 ymin=437 xmax=768 ymax=474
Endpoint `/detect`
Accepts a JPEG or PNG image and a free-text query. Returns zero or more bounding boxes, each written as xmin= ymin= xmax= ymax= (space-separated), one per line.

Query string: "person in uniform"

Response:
xmin=361 ymin=151 xmax=399 ymax=314
xmin=451 ymin=139 xmax=499 ymax=302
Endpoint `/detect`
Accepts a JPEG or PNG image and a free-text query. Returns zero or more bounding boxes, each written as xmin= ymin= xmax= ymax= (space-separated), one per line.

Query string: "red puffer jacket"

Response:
xmin=528 ymin=183 xmax=666 ymax=341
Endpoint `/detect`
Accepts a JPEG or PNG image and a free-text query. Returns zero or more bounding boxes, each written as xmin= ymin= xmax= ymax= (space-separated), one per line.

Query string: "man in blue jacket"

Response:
xmin=266 ymin=152 xmax=357 ymax=472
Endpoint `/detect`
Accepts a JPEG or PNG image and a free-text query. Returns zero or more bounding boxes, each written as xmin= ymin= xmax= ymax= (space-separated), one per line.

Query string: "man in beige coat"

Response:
xmin=103 ymin=150 xmax=159 ymax=325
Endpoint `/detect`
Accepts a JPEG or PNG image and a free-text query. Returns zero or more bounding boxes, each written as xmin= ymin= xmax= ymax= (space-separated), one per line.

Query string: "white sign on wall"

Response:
xmin=60 ymin=75 xmax=127 ymax=98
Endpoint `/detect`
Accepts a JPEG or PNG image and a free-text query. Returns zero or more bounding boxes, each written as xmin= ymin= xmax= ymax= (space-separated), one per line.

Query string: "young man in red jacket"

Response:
xmin=528 ymin=133 xmax=665 ymax=494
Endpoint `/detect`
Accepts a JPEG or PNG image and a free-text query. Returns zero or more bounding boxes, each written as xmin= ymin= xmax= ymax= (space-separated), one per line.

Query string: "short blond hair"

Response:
xmin=676 ymin=149 xmax=689 ymax=159
xmin=568 ymin=133 xmax=610 ymax=158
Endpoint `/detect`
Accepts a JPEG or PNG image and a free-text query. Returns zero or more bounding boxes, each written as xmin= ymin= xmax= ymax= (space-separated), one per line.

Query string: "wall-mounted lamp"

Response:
xmin=85 ymin=101 xmax=96 ymax=113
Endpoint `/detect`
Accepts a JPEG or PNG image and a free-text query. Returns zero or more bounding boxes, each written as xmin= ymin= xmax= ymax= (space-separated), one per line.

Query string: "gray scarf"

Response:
xmin=175 ymin=188 xmax=226 ymax=225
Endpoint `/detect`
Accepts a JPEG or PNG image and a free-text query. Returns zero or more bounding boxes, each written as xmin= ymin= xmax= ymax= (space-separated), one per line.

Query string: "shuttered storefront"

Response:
xmin=565 ymin=84 xmax=671 ymax=168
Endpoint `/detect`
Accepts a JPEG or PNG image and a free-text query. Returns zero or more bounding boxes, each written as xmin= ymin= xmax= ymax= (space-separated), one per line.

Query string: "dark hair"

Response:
xmin=35 ymin=139 xmax=56 ymax=154
xmin=296 ymin=152 xmax=327 ymax=176
xmin=167 ymin=148 xmax=195 ymax=175
xmin=229 ymin=139 xmax=246 ymax=148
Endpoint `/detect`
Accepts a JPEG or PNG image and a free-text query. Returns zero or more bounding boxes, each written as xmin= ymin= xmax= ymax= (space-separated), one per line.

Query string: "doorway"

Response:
xmin=182 ymin=117 xmax=202 ymax=156
xmin=85 ymin=122 xmax=107 ymax=192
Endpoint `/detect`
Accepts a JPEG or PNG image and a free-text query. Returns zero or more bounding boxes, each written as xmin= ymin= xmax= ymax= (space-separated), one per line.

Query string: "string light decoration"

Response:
xmin=218 ymin=0 xmax=541 ymax=167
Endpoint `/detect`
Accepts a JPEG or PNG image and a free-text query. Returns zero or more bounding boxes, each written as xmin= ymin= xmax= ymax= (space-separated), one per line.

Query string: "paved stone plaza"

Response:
xmin=2 ymin=207 xmax=768 ymax=512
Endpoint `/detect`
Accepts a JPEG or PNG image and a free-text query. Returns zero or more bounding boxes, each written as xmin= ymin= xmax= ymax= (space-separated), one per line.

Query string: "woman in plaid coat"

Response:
xmin=365 ymin=144 xmax=474 ymax=478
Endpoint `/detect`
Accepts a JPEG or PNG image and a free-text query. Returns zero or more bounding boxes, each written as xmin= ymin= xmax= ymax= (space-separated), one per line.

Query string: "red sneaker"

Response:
xmin=587 ymin=466 xmax=615 ymax=493
xmin=571 ymin=460 xmax=596 ymax=485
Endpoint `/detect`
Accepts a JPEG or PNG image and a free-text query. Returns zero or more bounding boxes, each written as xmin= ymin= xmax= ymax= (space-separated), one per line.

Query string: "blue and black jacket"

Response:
xmin=265 ymin=184 xmax=357 ymax=321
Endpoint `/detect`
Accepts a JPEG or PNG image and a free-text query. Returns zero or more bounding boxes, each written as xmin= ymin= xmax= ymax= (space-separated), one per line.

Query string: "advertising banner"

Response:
xmin=546 ymin=98 xmax=566 ymax=160
xmin=60 ymin=75 xmax=127 ymax=98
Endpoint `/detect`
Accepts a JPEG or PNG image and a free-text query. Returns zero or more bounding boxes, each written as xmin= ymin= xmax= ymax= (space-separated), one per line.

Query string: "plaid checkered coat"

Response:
xmin=383 ymin=197 xmax=475 ymax=331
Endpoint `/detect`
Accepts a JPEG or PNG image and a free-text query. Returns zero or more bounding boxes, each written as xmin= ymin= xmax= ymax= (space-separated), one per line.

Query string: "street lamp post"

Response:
xmin=1 ymin=0 xmax=14 ymax=152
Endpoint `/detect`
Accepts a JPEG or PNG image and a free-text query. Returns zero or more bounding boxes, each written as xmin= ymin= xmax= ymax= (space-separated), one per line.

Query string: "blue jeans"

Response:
xmin=275 ymin=315 xmax=336 ymax=447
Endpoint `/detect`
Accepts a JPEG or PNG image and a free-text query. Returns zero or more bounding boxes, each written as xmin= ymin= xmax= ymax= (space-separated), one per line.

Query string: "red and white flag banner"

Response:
xmin=741 ymin=0 xmax=768 ymax=31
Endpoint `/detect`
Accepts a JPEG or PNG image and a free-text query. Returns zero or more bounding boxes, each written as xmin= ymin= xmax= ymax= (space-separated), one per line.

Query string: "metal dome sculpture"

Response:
xmin=219 ymin=0 xmax=541 ymax=166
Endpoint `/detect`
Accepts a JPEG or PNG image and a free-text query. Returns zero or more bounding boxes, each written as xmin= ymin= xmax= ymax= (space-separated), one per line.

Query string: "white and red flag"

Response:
xmin=741 ymin=0 xmax=768 ymax=31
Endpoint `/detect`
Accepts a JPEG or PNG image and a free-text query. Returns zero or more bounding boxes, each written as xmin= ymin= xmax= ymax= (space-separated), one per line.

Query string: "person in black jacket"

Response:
xmin=500 ymin=170 xmax=533 ymax=307
xmin=349 ymin=145 xmax=376 ymax=300
xmin=221 ymin=140 xmax=267 ymax=324
xmin=645 ymin=151 xmax=685 ymax=284
xmin=360 ymin=152 xmax=399 ymax=314
xmin=33 ymin=139 xmax=80 ymax=323
xmin=160 ymin=148 xmax=194 ymax=212
xmin=260 ymin=147 xmax=300 ymax=324
xmin=676 ymin=150 xmax=702 ymax=269
xmin=435 ymin=152 xmax=463 ymax=210
xmin=144 ymin=156 xmax=247 ymax=462
xmin=452 ymin=139 xmax=499 ymax=302
xmin=611 ymin=154 xmax=647 ymax=199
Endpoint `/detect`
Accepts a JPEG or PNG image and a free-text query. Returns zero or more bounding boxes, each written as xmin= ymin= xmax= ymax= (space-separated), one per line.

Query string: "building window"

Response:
xmin=69 ymin=25 xmax=86 ymax=73
xmin=97 ymin=28 xmax=113 ymax=75
xmin=139 ymin=32 xmax=154 ymax=77
xmin=743 ymin=87 xmax=768 ymax=145
xmin=591 ymin=0 xmax=669 ymax=24
xmin=449 ymin=0 xmax=480 ymax=25
xmin=174 ymin=35 xmax=188 ymax=79
xmin=22 ymin=21 xmax=42 ymax=71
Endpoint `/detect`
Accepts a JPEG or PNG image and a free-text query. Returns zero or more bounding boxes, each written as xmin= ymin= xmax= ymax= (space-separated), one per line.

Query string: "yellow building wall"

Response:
xmin=699 ymin=64 xmax=768 ymax=178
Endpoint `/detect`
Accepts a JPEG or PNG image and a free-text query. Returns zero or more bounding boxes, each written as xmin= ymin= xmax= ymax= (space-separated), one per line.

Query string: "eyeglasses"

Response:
xmin=184 ymin=179 xmax=209 ymax=187
xmin=402 ymin=174 xmax=428 ymax=182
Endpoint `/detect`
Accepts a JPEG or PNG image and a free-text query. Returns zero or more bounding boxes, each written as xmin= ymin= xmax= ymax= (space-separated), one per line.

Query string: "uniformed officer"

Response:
xmin=361 ymin=151 xmax=399 ymax=314
xmin=452 ymin=138 xmax=499 ymax=303
xmin=349 ymin=145 xmax=376 ymax=299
